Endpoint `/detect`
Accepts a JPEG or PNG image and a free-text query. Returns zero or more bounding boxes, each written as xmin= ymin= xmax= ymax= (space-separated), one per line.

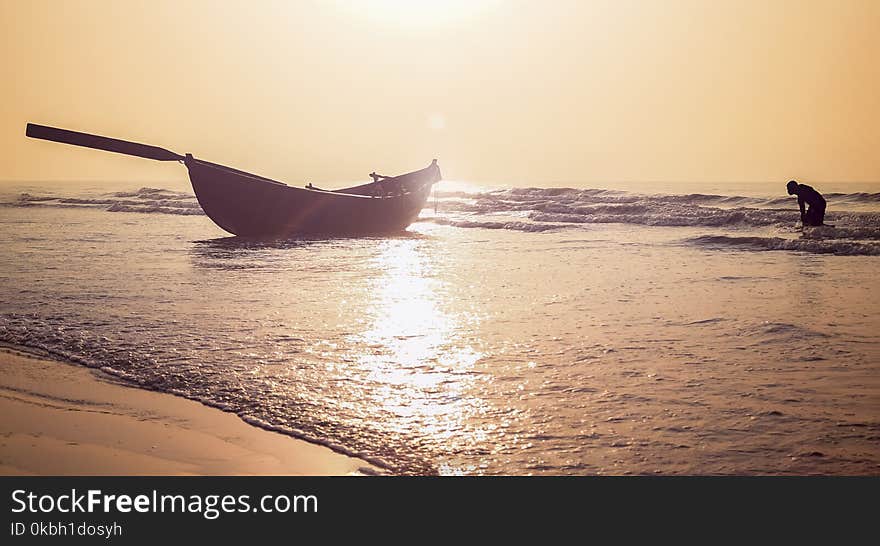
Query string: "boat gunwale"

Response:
xmin=187 ymin=156 xmax=436 ymax=201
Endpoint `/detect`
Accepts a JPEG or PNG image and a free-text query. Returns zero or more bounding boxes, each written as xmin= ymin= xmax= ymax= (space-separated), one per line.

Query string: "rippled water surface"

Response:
xmin=1 ymin=182 xmax=879 ymax=474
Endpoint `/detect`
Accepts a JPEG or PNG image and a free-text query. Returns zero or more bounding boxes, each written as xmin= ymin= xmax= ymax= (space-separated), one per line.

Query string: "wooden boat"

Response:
xmin=25 ymin=123 xmax=441 ymax=238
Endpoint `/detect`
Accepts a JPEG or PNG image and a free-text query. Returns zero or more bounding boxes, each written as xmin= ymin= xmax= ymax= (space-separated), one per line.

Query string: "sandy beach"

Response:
xmin=0 ymin=347 xmax=377 ymax=475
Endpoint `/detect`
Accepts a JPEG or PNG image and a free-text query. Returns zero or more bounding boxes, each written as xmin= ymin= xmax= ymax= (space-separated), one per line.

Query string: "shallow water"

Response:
xmin=1 ymin=182 xmax=879 ymax=474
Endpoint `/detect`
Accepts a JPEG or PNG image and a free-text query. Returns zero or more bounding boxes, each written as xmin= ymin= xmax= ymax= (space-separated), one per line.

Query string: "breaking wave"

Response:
xmin=433 ymin=187 xmax=880 ymax=229
xmin=5 ymin=185 xmax=880 ymax=256
xmin=424 ymin=217 xmax=563 ymax=232
xmin=8 ymin=187 xmax=203 ymax=215
xmin=685 ymin=235 xmax=880 ymax=256
xmin=7 ymin=186 xmax=880 ymax=226
xmin=798 ymin=225 xmax=880 ymax=240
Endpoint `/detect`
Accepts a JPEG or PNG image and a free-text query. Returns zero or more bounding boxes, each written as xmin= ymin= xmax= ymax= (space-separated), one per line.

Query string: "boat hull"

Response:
xmin=185 ymin=158 xmax=440 ymax=238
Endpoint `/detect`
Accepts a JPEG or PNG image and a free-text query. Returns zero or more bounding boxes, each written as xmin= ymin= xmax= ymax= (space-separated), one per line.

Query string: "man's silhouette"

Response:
xmin=787 ymin=180 xmax=826 ymax=227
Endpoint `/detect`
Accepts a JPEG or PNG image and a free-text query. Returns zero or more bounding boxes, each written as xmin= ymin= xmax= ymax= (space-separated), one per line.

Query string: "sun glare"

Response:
xmin=334 ymin=0 xmax=500 ymax=29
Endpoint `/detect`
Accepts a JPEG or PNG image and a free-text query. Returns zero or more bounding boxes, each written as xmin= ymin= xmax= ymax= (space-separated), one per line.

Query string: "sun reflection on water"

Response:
xmin=352 ymin=238 xmax=485 ymax=452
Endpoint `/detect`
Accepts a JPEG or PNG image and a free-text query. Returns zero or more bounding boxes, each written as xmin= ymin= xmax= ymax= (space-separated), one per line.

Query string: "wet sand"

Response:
xmin=0 ymin=348 xmax=377 ymax=475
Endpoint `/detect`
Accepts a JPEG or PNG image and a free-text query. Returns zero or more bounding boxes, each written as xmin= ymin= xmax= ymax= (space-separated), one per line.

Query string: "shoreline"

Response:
xmin=0 ymin=347 xmax=380 ymax=476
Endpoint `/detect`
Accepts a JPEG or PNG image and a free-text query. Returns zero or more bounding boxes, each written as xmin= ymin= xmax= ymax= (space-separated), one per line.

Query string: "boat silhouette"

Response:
xmin=25 ymin=123 xmax=441 ymax=238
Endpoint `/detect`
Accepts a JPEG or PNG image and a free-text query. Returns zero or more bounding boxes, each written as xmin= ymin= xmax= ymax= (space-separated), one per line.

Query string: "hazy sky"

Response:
xmin=2 ymin=0 xmax=878 ymax=187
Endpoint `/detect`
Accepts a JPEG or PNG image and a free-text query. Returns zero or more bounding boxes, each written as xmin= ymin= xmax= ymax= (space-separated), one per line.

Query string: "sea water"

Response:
xmin=1 ymin=180 xmax=878 ymax=474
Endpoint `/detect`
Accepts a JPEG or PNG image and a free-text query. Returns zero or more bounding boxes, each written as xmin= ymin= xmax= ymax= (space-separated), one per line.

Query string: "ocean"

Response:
xmin=1 ymin=179 xmax=879 ymax=474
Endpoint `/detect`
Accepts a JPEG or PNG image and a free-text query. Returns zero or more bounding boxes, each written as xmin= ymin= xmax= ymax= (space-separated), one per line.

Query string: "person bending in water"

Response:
xmin=787 ymin=180 xmax=826 ymax=226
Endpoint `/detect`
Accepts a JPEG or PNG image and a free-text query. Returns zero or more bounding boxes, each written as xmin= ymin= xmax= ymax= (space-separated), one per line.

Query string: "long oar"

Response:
xmin=25 ymin=123 xmax=185 ymax=162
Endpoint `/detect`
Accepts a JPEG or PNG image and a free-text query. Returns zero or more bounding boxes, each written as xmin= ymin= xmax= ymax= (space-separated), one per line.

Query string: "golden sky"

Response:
xmin=2 ymin=0 xmax=878 ymax=186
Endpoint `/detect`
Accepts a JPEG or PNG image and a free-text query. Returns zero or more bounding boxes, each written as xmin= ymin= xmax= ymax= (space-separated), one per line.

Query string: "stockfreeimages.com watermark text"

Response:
xmin=11 ymin=489 xmax=317 ymax=520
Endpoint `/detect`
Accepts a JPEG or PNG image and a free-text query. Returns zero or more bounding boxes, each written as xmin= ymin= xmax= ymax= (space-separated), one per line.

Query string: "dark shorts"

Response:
xmin=805 ymin=201 xmax=826 ymax=226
